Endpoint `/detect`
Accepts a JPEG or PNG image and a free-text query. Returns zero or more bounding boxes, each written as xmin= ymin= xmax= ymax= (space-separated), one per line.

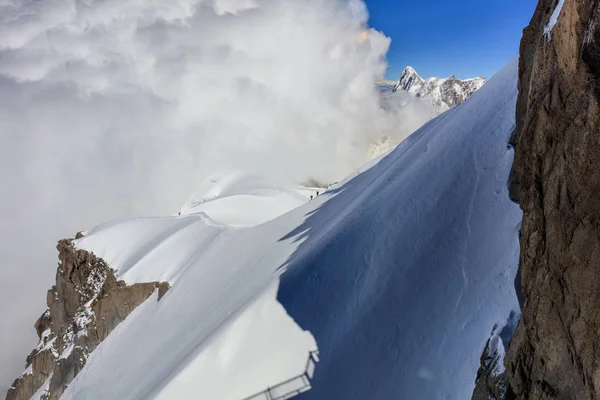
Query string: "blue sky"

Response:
xmin=365 ymin=0 xmax=538 ymax=80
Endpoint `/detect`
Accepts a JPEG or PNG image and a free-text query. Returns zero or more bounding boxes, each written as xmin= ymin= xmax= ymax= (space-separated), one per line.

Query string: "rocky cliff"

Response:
xmin=472 ymin=326 xmax=513 ymax=400
xmin=4 ymin=235 xmax=169 ymax=400
xmin=506 ymin=0 xmax=600 ymax=398
xmin=392 ymin=66 xmax=486 ymax=111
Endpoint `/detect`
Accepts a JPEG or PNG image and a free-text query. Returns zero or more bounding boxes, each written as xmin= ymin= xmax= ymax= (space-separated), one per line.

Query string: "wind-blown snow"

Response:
xmin=544 ymin=0 xmax=565 ymax=40
xmin=62 ymin=59 xmax=521 ymax=399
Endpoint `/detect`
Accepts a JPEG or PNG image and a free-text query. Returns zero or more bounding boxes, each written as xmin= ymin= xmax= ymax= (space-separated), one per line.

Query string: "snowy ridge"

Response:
xmin=393 ymin=66 xmax=486 ymax=111
xmin=179 ymin=172 xmax=316 ymax=228
xmin=70 ymin=202 xmax=321 ymax=399
xmin=61 ymin=59 xmax=520 ymax=399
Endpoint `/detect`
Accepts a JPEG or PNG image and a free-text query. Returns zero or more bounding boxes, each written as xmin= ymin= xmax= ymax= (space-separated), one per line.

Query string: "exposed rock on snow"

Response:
xmin=5 ymin=238 xmax=168 ymax=400
xmin=392 ymin=66 xmax=486 ymax=112
xmin=506 ymin=0 xmax=600 ymax=398
xmin=472 ymin=325 xmax=513 ymax=400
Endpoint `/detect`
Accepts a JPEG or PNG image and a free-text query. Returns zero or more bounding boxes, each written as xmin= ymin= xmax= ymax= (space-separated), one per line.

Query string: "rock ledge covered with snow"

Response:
xmin=5 ymin=237 xmax=169 ymax=400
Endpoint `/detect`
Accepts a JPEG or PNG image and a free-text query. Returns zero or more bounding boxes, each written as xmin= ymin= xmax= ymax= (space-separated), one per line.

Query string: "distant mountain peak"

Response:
xmin=393 ymin=66 xmax=487 ymax=111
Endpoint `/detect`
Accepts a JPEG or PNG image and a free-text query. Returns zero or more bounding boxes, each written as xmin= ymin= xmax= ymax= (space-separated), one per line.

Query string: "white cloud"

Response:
xmin=0 ymin=0 xmax=434 ymax=392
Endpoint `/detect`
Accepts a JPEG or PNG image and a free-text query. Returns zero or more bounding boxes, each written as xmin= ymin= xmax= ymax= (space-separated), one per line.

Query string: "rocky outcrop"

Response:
xmin=472 ymin=326 xmax=515 ymax=400
xmin=393 ymin=66 xmax=426 ymax=93
xmin=5 ymin=237 xmax=169 ymax=400
xmin=392 ymin=66 xmax=486 ymax=111
xmin=506 ymin=0 xmax=600 ymax=398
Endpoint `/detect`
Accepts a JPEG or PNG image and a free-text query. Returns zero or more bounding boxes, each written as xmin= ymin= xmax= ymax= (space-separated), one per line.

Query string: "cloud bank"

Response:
xmin=0 ymin=0 xmax=433 ymax=392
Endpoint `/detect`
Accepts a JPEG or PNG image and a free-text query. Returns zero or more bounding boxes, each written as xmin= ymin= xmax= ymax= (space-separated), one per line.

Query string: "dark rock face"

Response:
xmin=5 ymin=238 xmax=169 ymax=400
xmin=506 ymin=0 xmax=600 ymax=399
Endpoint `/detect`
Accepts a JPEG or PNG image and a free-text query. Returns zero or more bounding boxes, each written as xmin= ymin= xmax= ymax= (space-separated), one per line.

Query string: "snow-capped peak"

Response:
xmin=403 ymin=66 xmax=418 ymax=76
xmin=393 ymin=66 xmax=487 ymax=112
xmin=393 ymin=66 xmax=425 ymax=94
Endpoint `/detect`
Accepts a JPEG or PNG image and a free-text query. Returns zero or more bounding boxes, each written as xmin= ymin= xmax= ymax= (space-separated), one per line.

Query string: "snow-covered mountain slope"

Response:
xmin=393 ymin=66 xmax=487 ymax=112
xmin=11 ymin=59 xmax=520 ymax=400
xmin=279 ymin=59 xmax=520 ymax=399
xmin=179 ymin=171 xmax=322 ymax=227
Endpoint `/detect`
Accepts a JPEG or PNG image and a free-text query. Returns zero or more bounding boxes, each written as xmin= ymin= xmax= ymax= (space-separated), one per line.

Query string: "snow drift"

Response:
xmin=43 ymin=59 xmax=523 ymax=399
xmin=179 ymin=171 xmax=320 ymax=227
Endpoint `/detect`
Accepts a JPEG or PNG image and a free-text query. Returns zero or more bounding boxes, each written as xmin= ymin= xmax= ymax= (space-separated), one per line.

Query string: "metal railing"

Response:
xmin=241 ymin=351 xmax=319 ymax=400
